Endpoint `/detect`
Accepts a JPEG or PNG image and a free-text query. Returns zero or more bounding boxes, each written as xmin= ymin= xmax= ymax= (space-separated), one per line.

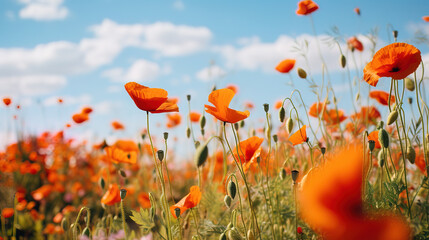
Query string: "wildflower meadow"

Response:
xmin=2 ymin=0 xmax=429 ymax=239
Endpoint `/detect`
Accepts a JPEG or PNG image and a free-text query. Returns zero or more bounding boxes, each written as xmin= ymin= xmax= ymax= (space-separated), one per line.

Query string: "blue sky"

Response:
xmin=1 ymin=0 xmax=429 ymax=157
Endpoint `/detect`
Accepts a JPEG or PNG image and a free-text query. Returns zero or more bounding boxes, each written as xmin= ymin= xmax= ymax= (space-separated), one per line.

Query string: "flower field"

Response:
xmin=2 ymin=1 xmax=429 ymax=239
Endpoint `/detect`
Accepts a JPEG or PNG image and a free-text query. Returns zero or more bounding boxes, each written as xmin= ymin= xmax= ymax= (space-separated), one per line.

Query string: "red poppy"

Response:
xmin=81 ymin=107 xmax=93 ymax=114
xmin=299 ymin=145 xmax=411 ymax=240
xmin=2 ymin=97 xmax=11 ymax=106
xmin=138 ymin=192 xmax=151 ymax=209
xmin=125 ymin=82 xmax=179 ymax=113
xmin=205 ymin=88 xmax=250 ymax=123
xmin=363 ymin=43 xmax=421 ymax=87
xmin=1 ymin=208 xmax=14 ymax=218
xmin=101 ymin=184 xmax=121 ymax=206
xmin=234 ymin=136 xmax=264 ymax=163
xmin=170 ymin=186 xmax=202 ymax=218
xmin=189 ymin=111 xmax=201 ymax=123
xmin=423 ymin=16 xmax=429 ymax=22
xmin=58 ymin=98 xmax=63 ymax=104
xmin=226 ymin=84 xmax=239 ymax=94
xmin=276 ymin=59 xmax=296 ymax=73
xmin=111 ymin=121 xmax=125 ymax=130
xmin=296 ymin=0 xmax=319 ymax=15
xmin=289 ymin=125 xmax=307 ymax=146
xmin=166 ymin=113 xmax=182 ymax=128
xmin=323 ymin=109 xmax=347 ymax=125
xmin=72 ymin=113 xmax=89 ymax=124
xmin=351 ymin=106 xmax=381 ymax=124
xmin=105 ymin=146 xmax=137 ymax=164
xmin=367 ymin=131 xmax=381 ymax=149
xmin=354 ymin=7 xmax=360 ymax=16
xmin=274 ymin=100 xmax=283 ymax=110
xmin=309 ymin=102 xmax=327 ymax=118
xmin=348 ymin=37 xmax=364 ymax=52
xmin=369 ymin=91 xmax=395 ymax=106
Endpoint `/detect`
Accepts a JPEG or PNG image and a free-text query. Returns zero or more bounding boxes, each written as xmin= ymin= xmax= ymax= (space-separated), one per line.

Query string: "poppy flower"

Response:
xmin=351 ymin=106 xmax=381 ymax=124
xmin=138 ymin=192 xmax=151 ymax=209
xmin=423 ymin=16 xmax=429 ymax=22
xmin=309 ymin=102 xmax=327 ymax=118
xmin=367 ymin=131 xmax=381 ymax=149
xmin=204 ymin=88 xmax=250 ymax=123
xmin=189 ymin=111 xmax=201 ymax=123
xmin=363 ymin=43 xmax=421 ymax=87
xmin=170 ymin=186 xmax=202 ymax=218
xmin=289 ymin=125 xmax=308 ymax=146
xmin=72 ymin=113 xmax=89 ymax=124
xmin=114 ymin=139 xmax=139 ymax=152
xmin=369 ymin=91 xmax=395 ymax=106
xmin=354 ymin=7 xmax=361 ymax=16
xmin=101 ymin=184 xmax=121 ymax=206
xmin=1 ymin=208 xmax=14 ymax=218
xmin=299 ymin=145 xmax=411 ymax=240
xmin=296 ymin=0 xmax=319 ymax=15
xmin=81 ymin=107 xmax=93 ymax=114
xmin=166 ymin=113 xmax=182 ymax=128
xmin=2 ymin=97 xmax=11 ymax=106
xmin=348 ymin=37 xmax=364 ymax=52
xmin=111 ymin=121 xmax=125 ymax=130
xmin=234 ymin=136 xmax=264 ymax=163
xmin=125 ymin=82 xmax=179 ymax=113
xmin=323 ymin=109 xmax=347 ymax=125
xmin=275 ymin=59 xmax=296 ymax=73
xmin=274 ymin=100 xmax=283 ymax=110
xmin=226 ymin=84 xmax=239 ymax=94
xmin=57 ymin=98 xmax=63 ymax=104
xmin=105 ymin=146 xmax=137 ymax=164
xmin=32 ymin=185 xmax=53 ymax=201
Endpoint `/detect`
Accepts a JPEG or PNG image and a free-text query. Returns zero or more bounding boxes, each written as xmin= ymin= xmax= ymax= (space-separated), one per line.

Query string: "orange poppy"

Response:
xmin=244 ymin=101 xmax=254 ymax=109
xmin=423 ymin=16 xmax=429 ymax=22
xmin=323 ymin=109 xmax=347 ymax=125
xmin=415 ymin=148 xmax=426 ymax=175
xmin=105 ymin=146 xmax=137 ymax=164
xmin=351 ymin=106 xmax=381 ymax=124
xmin=348 ymin=36 xmax=364 ymax=52
xmin=125 ymin=82 xmax=179 ymax=113
xmin=166 ymin=113 xmax=182 ymax=128
xmin=309 ymin=102 xmax=327 ymax=118
xmin=274 ymin=100 xmax=283 ymax=110
xmin=299 ymin=145 xmax=411 ymax=240
xmin=367 ymin=131 xmax=381 ymax=149
xmin=289 ymin=125 xmax=308 ymax=146
xmin=57 ymin=98 xmax=63 ymax=104
xmin=101 ymin=184 xmax=121 ymax=206
xmin=296 ymin=0 xmax=319 ymax=15
xmin=114 ymin=139 xmax=139 ymax=152
xmin=363 ymin=43 xmax=421 ymax=87
xmin=205 ymin=88 xmax=250 ymax=123
xmin=234 ymin=136 xmax=264 ymax=163
xmin=354 ymin=7 xmax=360 ymax=16
xmin=1 ymin=208 xmax=14 ymax=218
xmin=369 ymin=91 xmax=395 ymax=106
xmin=111 ymin=121 xmax=125 ymax=130
xmin=138 ymin=192 xmax=151 ymax=209
xmin=275 ymin=59 xmax=296 ymax=73
xmin=226 ymin=84 xmax=239 ymax=94
xmin=81 ymin=107 xmax=93 ymax=114
xmin=2 ymin=97 xmax=11 ymax=106
xmin=32 ymin=185 xmax=53 ymax=201
xmin=72 ymin=113 xmax=89 ymax=124
xmin=170 ymin=186 xmax=202 ymax=218
xmin=189 ymin=111 xmax=201 ymax=123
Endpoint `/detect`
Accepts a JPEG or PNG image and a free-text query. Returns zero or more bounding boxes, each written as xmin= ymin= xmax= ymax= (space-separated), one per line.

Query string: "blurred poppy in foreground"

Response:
xmin=205 ymin=88 xmax=250 ymax=123
xmin=348 ymin=36 xmax=364 ymax=52
xmin=111 ymin=121 xmax=125 ymax=130
xmin=105 ymin=146 xmax=137 ymax=164
xmin=125 ymin=82 xmax=179 ymax=113
xmin=289 ymin=125 xmax=307 ymax=146
xmin=423 ymin=16 xmax=429 ymax=22
xmin=234 ymin=136 xmax=263 ymax=164
xmin=101 ymin=184 xmax=121 ymax=206
xmin=72 ymin=113 xmax=89 ymax=124
xmin=2 ymin=208 xmax=14 ymax=218
xmin=275 ymin=59 xmax=296 ymax=73
xmin=170 ymin=186 xmax=201 ymax=218
xmin=369 ymin=91 xmax=395 ymax=106
xmin=296 ymin=0 xmax=319 ymax=15
xmin=166 ymin=113 xmax=182 ymax=128
xmin=299 ymin=145 xmax=411 ymax=240
xmin=363 ymin=43 xmax=421 ymax=87
xmin=189 ymin=111 xmax=201 ymax=123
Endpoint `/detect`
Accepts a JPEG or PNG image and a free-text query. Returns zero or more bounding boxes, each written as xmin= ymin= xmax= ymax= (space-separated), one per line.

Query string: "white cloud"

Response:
xmin=0 ymin=75 xmax=66 ymax=96
xmin=94 ymin=101 xmax=120 ymax=115
xmin=43 ymin=94 xmax=91 ymax=106
xmin=102 ymin=59 xmax=161 ymax=83
xmin=173 ymin=0 xmax=185 ymax=10
xmin=18 ymin=0 xmax=68 ymax=21
xmin=196 ymin=65 xmax=226 ymax=82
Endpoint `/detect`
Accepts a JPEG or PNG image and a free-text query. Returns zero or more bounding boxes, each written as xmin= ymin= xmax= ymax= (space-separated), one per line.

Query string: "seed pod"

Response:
xmin=405 ymin=77 xmax=415 ymax=91
xmin=186 ymin=127 xmax=191 ymax=138
xmin=200 ymin=115 xmax=206 ymax=129
xmin=240 ymin=120 xmax=245 ymax=128
xmin=234 ymin=122 xmax=239 ymax=131
xmin=279 ymin=106 xmax=286 ymax=122
xmin=297 ymin=68 xmax=307 ymax=79
xmin=120 ymin=189 xmax=127 ymax=199
xmin=118 ymin=169 xmax=127 ymax=178
xmin=378 ymin=129 xmax=389 ymax=148
xmin=187 ymin=94 xmax=191 ymax=101
xmin=279 ymin=168 xmax=287 ymax=180
xmin=194 ymin=141 xmax=209 ymax=167
xmin=340 ymin=54 xmax=346 ymax=68
xmin=157 ymin=150 xmax=164 ymax=162
xmin=408 ymin=97 xmax=413 ymax=104
xmin=378 ymin=157 xmax=385 ymax=168
xmin=406 ymin=145 xmax=416 ymax=164
xmin=99 ymin=177 xmax=105 ymax=189
xmin=227 ymin=227 xmax=243 ymax=240
xmin=174 ymin=207 xmax=181 ymax=219
xmin=368 ymin=140 xmax=375 ymax=152
xmin=224 ymin=195 xmax=232 ymax=208
xmin=263 ymin=103 xmax=269 ymax=113
xmin=273 ymin=134 xmax=278 ymax=143
xmin=163 ymin=132 xmax=169 ymax=140
xmin=387 ymin=110 xmax=398 ymax=125
xmin=291 ymin=170 xmax=299 ymax=183
xmin=286 ymin=118 xmax=294 ymax=133
xmin=377 ymin=149 xmax=384 ymax=164
xmin=228 ymin=180 xmax=237 ymax=199
xmin=321 ymin=147 xmax=326 ymax=155
xmin=393 ymin=30 xmax=398 ymax=39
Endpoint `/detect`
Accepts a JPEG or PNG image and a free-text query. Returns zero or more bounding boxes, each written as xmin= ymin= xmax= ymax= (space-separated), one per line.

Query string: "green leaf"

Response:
xmin=129 ymin=208 xmax=155 ymax=234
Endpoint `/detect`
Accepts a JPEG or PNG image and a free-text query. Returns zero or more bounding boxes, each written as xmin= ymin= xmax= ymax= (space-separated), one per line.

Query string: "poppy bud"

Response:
xmin=387 ymin=110 xmax=398 ymax=125
xmin=393 ymin=30 xmax=398 ymax=39
xmin=200 ymin=115 xmax=206 ymax=129
xmin=157 ymin=150 xmax=164 ymax=162
xmin=377 ymin=121 xmax=384 ymax=130
xmin=174 ymin=207 xmax=181 ymax=218
xmin=240 ymin=120 xmax=245 ymax=128
xmin=286 ymin=118 xmax=294 ymax=133
xmin=186 ymin=127 xmax=191 ymax=138
xmin=368 ymin=140 xmax=375 ymax=152
xmin=141 ymin=133 xmax=146 ymax=140
xmin=378 ymin=157 xmax=385 ymax=168
xmin=256 ymin=156 xmax=261 ymax=164
xmin=201 ymin=129 xmax=205 ymax=136
xmin=406 ymin=145 xmax=416 ymax=164
xmin=82 ymin=227 xmax=91 ymax=237
xmin=228 ymin=180 xmax=237 ymax=199
xmin=219 ymin=232 xmax=227 ymax=240
xmin=408 ymin=97 xmax=413 ymax=104
xmin=224 ymin=195 xmax=232 ymax=208
xmin=99 ymin=177 xmax=105 ymax=189
xmin=118 ymin=169 xmax=127 ymax=178
xmin=340 ymin=54 xmax=346 ymax=68
xmin=234 ymin=123 xmax=239 ymax=131
xmin=297 ymin=68 xmax=307 ymax=79
xmin=291 ymin=170 xmax=299 ymax=183
xmin=279 ymin=168 xmax=287 ymax=180
xmin=211 ymin=85 xmax=217 ymax=92
xmin=227 ymin=227 xmax=243 ymax=240
xmin=187 ymin=94 xmax=191 ymax=101
xmin=378 ymin=129 xmax=389 ymax=148
xmin=263 ymin=103 xmax=269 ymax=113
xmin=279 ymin=106 xmax=286 ymax=122
xmin=61 ymin=218 xmax=69 ymax=231
xmin=120 ymin=189 xmax=127 ymax=199
xmin=321 ymin=147 xmax=326 ymax=155
xmin=355 ymin=93 xmax=360 ymax=101
xmin=405 ymin=77 xmax=415 ymax=91
xmin=194 ymin=141 xmax=209 ymax=167
xmin=273 ymin=134 xmax=278 ymax=143
xmin=163 ymin=132 xmax=169 ymax=140
xmin=247 ymin=229 xmax=255 ymax=240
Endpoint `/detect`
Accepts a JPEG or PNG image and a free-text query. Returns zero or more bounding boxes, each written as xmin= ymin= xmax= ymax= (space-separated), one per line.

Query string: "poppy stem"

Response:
xmin=413 ymin=70 xmax=428 ymax=175
xmin=190 ymin=208 xmax=201 ymax=238
xmin=163 ymin=138 xmax=175 ymax=203
xmin=120 ymin=200 xmax=127 ymax=239
xmin=1 ymin=215 xmax=6 ymax=240
xmin=294 ymin=183 xmax=298 ymax=240
xmin=177 ymin=216 xmax=183 ymax=240
xmin=12 ymin=195 xmax=17 ymax=240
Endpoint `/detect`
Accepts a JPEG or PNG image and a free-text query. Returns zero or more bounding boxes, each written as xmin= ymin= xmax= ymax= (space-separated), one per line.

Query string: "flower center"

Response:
xmin=389 ymin=67 xmax=400 ymax=73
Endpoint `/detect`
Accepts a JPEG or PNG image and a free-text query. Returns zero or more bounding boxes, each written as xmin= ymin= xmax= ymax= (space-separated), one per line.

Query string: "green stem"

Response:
xmin=121 ymin=200 xmax=127 ymax=239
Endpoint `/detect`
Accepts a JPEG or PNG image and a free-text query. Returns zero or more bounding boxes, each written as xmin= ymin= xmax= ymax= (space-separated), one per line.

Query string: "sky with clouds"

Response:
xmin=1 ymin=0 xmax=429 ymax=157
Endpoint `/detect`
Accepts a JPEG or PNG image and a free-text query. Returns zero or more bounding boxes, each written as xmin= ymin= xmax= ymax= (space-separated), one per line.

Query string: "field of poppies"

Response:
xmin=2 ymin=1 xmax=429 ymax=239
